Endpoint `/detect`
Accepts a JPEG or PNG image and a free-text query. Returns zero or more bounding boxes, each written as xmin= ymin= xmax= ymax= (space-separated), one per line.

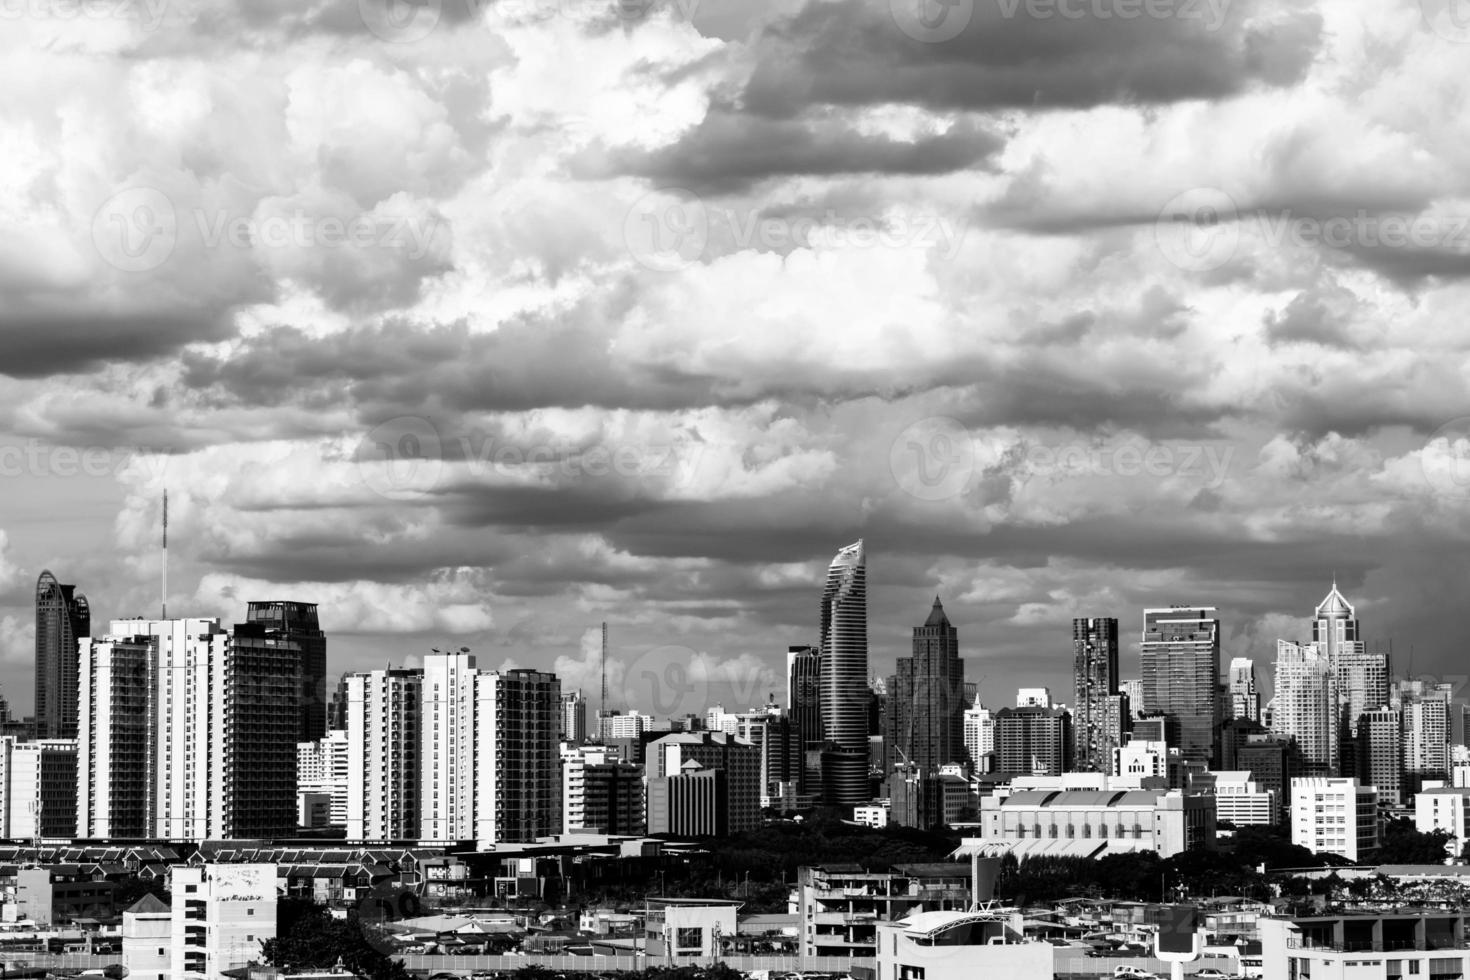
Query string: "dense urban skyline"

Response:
xmin=4 ymin=2 xmax=1470 ymax=725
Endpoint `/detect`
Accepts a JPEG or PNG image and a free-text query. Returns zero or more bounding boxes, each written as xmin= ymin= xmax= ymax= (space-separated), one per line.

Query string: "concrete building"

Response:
xmin=645 ymin=898 xmax=740 ymax=961
xmin=1192 ymin=770 xmax=1278 ymax=826
xmin=646 ymin=732 xmax=759 ymax=836
xmin=1015 ymin=688 xmax=1052 ymax=709
xmin=1112 ymin=739 xmax=1171 ymax=790
xmin=961 ymin=696 xmax=993 ymax=773
xmin=7 ymin=737 xmax=77 ymax=839
xmin=121 ymin=893 xmax=171 ymax=980
xmin=344 ymin=667 xmax=421 ymax=841
xmin=1228 ymin=657 xmax=1259 ymax=723
xmin=1260 ymin=906 xmax=1470 ymax=980
xmin=1290 ymin=777 xmax=1379 ymax=862
xmin=1399 ymin=680 xmax=1455 ymax=793
xmin=563 ymin=744 xmax=644 ymax=835
xmin=239 ymin=600 xmax=327 ymax=743
xmin=1139 ymin=606 xmax=1221 ymax=769
xmin=969 ymin=787 xmax=1215 ymax=858
xmin=16 ymin=865 xmax=115 ymax=924
xmin=1414 ymin=786 xmax=1470 ymax=860
xmin=1359 ymin=707 xmax=1404 ymax=806
xmin=297 ymin=729 xmax=349 ymax=829
xmin=420 ymin=655 xmax=561 ymax=844
xmin=561 ymin=690 xmax=588 ymax=744
xmin=854 ymin=803 xmax=890 ymax=828
xmin=875 ymin=910 xmax=1054 ymax=980
xmin=1273 ymin=639 xmax=1340 ymax=776
xmin=993 ymin=706 xmax=1071 ymax=777
xmin=798 ymin=863 xmax=972 ymax=958
xmin=77 ymin=617 xmax=299 ymax=841
xmin=170 ymin=864 xmax=277 ymax=978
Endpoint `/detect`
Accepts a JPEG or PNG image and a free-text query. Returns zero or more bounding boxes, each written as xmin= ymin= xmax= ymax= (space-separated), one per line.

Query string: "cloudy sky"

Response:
xmin=4 ymin=0 xmax=1470 ymax=722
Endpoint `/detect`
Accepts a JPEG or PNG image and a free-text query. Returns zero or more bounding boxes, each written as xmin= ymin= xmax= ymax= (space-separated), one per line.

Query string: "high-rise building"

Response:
xmin=888 ymin=597 xmax=964 ymax=774
xmin=993 ymin=706 xmax=1072 ymax=777
xmin=561 ymin=690 xmax=588 ymax=744
xmin=1312 ymin=584 xmax=1389 ymax=746
xmin=1119 ymin=679 xmax=1145 ymax=720
xmin=419 ymin=654 xmax=561 ymax=844
xmin=77 ymin=617 xmax=299 ymax=841
xmin=1072 ymin=617 xmax=1120 ymax=772
xmin=1140 ymin=607 xmax=1221 ymax=768
xmin=1272 ymin=640 xmax=1340 ymax=777
xmin=168 ymin=865 xmax=277 ymax=978
xmin=35 ymin=570 xmax=90 ymax=741
xmin=962 ymin=695 xmax=994 ymax=772
xmin=240 ymin=601 xmax=327 ymax=742
xmin=5 ymin=737 xmax=78 ymax=839
xmin=819 ymin=541 xmax=869 ymax=806
xmin=786 ymin=645 xmax=822 ymax=769
xmin=344 ymin=668 xmax=421 ymax=841
xmin=1398 ymin=679 xmax=1454 ymax=793
xmin=1238 ymin=733 xmax=1294 ymax=819
xmin=297 ymin=730 xmax=349 ymax=829
xmin=562 ymin=744 xmax=645 ymax=835
xmin=1357 ymin=707 xmax=1403 ymax=806
xmin=1015 ymin=688 xmax=1052 ymax=709
xmin=1228 ymin=658 xmax=1259 ymax=722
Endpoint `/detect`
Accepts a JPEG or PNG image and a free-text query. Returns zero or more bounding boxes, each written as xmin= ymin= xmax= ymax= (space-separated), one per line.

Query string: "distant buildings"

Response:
xmin=819 ymin=540 xmax=869 ymax=806
xmin=34 ymin=570 xmax=89 ymax=741
xmin=993 ymin=706 xmax=1071 ymax=777
xmin=646 ymin=731 xmax=760 ymax=836
xmin=1139 ymin=606 xmax=1221 ymax=768
xmin=1273 ymin=640 xmax=1340 ymax=776
xmin=1290 ymin=777 xmax=1379 ymax=862
xmin=887 ymin=597 xmax=965 ymax=774
xmin=561 ymin=690 xmax=588 ymax=744
xmin=1072 ymin=617 xmax=1121 ymax=773
xmin=1228 ymin=657 xmax=1259 ymax=722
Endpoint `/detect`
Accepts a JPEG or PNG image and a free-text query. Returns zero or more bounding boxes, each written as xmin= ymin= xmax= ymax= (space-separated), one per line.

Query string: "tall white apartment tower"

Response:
xmin=419 ymin=653 xmax=561 ymax=844
xmin=1273 ymin=640 xmax=1340 ymax=776
xmin=1228 ymin=657 xmax=1259 ymax=722
xmin=345 ymin=668 xmax=422 ymax=841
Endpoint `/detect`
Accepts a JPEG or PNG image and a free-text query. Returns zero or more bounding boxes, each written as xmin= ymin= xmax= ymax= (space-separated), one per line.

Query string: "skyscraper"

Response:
xmin=1357 ymin=707 xmax=1403 ymax=806
xmin=35 ymin=570 xmax=89 ymax=741
xmin=1072 ymin=617 xmax=1120 ymax=772
xmin=1313 ymin=584 xmax=1388 ymax=742
xmin=786 ymin=644 xmax=822 ymax=792
xmin=1272 ymin=640 xmax=1340 ymax=777
xmin=993 ymin=706 xmax=1072 ymax=776
xmin=1397 ymin=679 xmax=1454 ymax=794
xmin=241 ymin=601 xmax=327 ymax=742
xmin=889 ymin=597 xmax=964 ymax=773
xmin=962 ymin=695 xmax=994 ymax=773
xmin=1228 ymin=657 xmax=1259 ymax=722
xmin=819 ymin=540 xmax=869 ymax=806
xmin=1139 ymin=607 xmax=1221 ymax=768
xmin=344 ymin=668 xmax=422 ymax=841
xmin=561 ymin=690 xmax=588 ymax=744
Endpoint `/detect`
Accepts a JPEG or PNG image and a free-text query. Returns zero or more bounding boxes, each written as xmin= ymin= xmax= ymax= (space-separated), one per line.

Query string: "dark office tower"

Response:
xmin=786 ymin=645 xmax=822 ymax=793
xmin=1358 ymin=708 xmax=1403 ymax=806
xmin=1140 ymin=606 xmax=1221 ymax=769
xmin=819 ymin=540 xmax=869 ymax=806
xmin=242 ymin=600 xmax=326 ymax=741
xmin=1072 ymin=617 xmax=1120 ymax=773
xmin=890 ymin=597 xmax=965 ymax=774
xmin=35 ymin=570 xmax=90 ymax=741
xmin=225 ymin=619 xmax=304 ymax=838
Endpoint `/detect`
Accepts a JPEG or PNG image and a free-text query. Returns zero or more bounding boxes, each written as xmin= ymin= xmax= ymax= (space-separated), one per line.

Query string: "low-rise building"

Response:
xmin=874 ymin=909 xmax=1054 ymax=980
xmin=644 ymin=898 xmax=741 ymax=960
xmin=1291 ymin=777 xmax=1379 ymax=862
xmin=1194 ymin=770 xmax=1278 ymax=826
xmin=170 ymin=864 xmax=277 ymax=978
xmin=1260 ymin=906 xmax=1470 ymax=980
xmin=968 ymin=787 xmax=1216 ymax=859
xmin=1415 ymin=786 xmax=1470 ymax=860
xmin=798 ymin=863 xmax=971 ymax=959
xmin=121 ymin=893 xmax=171 ymax=980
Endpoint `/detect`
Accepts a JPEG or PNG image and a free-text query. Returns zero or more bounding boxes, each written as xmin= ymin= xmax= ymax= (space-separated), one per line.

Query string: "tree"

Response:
xmin=1377 ymin=818 xmax=1454 ymax=865
xmin=260 ymin=899 xmax=410 ymax=980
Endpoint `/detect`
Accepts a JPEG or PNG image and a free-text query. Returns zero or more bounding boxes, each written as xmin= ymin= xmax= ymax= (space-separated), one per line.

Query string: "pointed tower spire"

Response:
xmin=923 ymin=594 xmax=949 ymax=627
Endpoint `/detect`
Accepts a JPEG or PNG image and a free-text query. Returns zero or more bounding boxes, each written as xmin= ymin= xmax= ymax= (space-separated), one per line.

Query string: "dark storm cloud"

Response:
xmin=739 ymin=0 xmax=1322 ymax=118
xmin=599 ymin=112 xmax=1005 ymax=192
xmin=1263 ymin=288 xmax=1360 ymax=350
xmin=0 ymin=310 xmax=235 ymax=379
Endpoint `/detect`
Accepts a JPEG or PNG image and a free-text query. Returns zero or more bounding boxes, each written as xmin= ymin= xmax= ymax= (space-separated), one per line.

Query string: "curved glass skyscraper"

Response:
xmin=35 ymin=569 xmax=90 ymax=740
xmin=820 ymin=540 xmax=869 ymax=806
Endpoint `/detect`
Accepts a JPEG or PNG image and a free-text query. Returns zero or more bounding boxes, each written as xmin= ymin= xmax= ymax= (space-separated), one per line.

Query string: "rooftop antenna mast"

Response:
xmin=161 ymin=489 xmax=168 ymax=620
xmin=601 ymin=621 xmax=609 ymax=729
